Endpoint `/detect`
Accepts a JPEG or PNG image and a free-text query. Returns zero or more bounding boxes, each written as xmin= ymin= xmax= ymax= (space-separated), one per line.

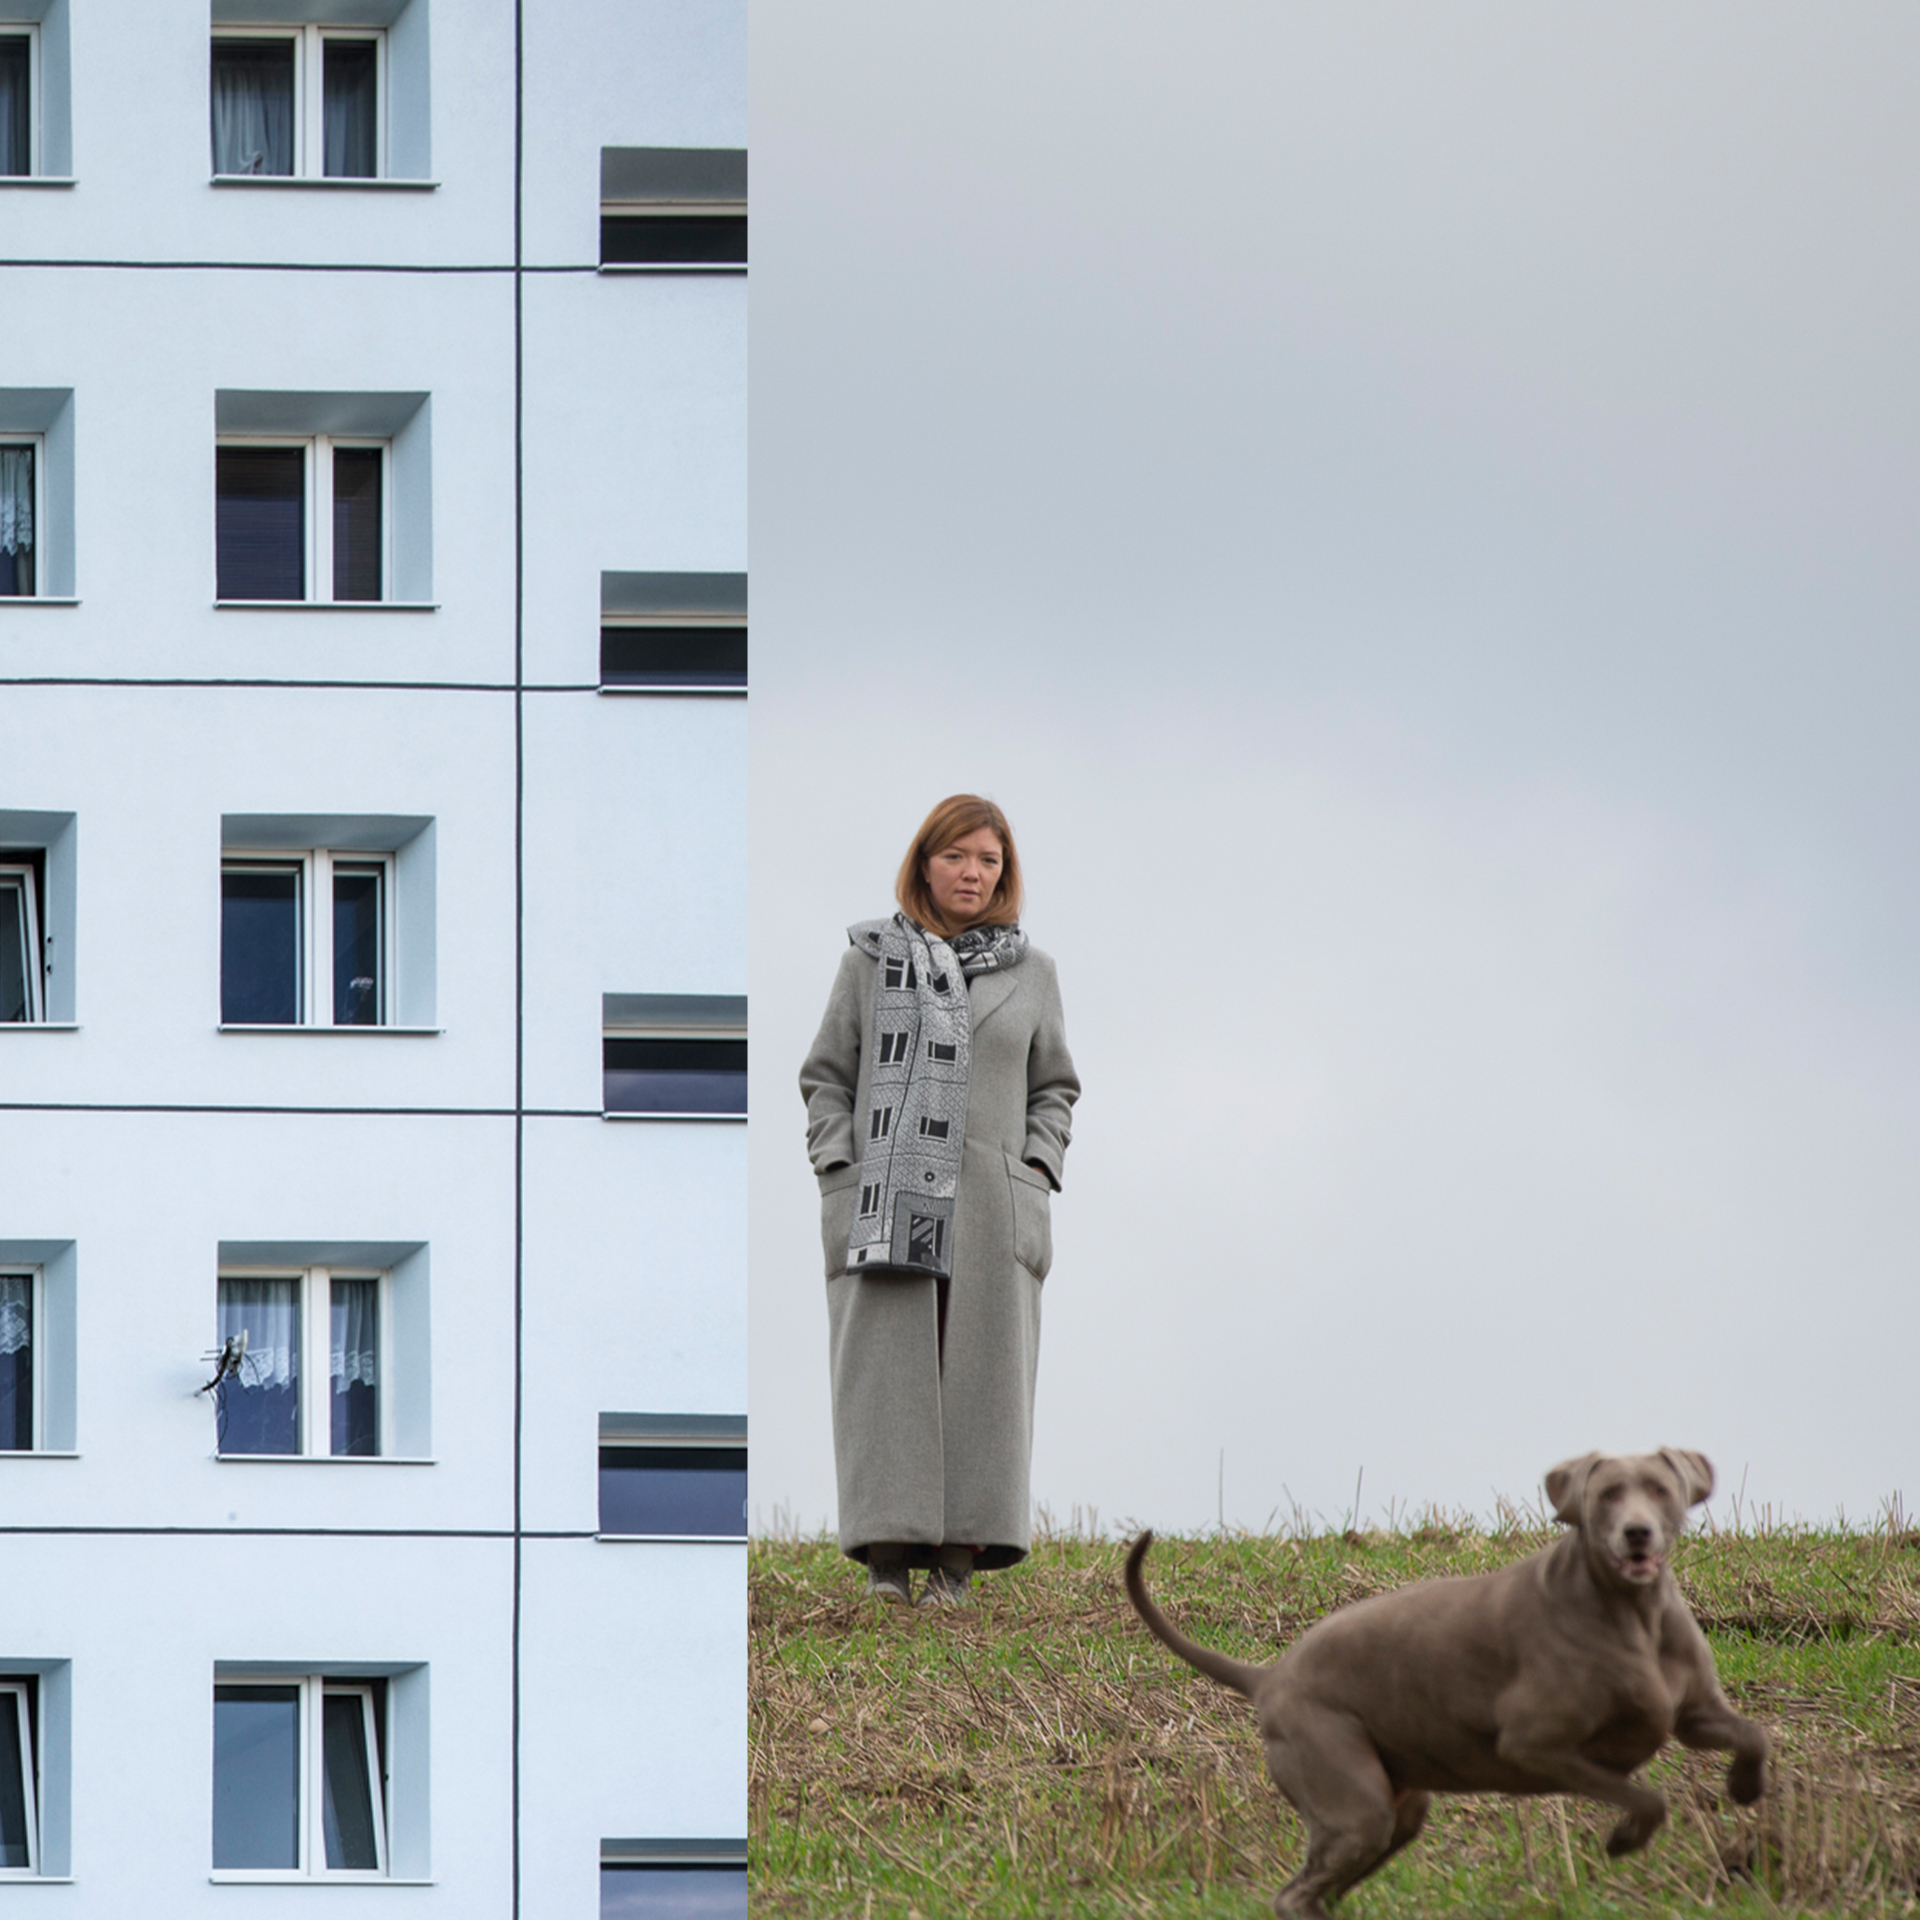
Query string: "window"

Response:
xmin=0 ymin=438 xmax=34 ymax=595
xmin=215 ymin=1266 xmax=386 ymax=1457
xmin=0 ymin=853 xmax=43 ymax=1021
xmin=603 ymin=994 xmax=746 ymax=1118
xmin=0 ymin=1268 xmax=36 ymax=1452
xmin=212 ymin=1676 xmax=387 ymax=1876
xmin=598 ymin=1414 xmax=746 ymax=1539
xmin=600 ymin=147 xmax=746 ymax=270
xmin=213 ymin=392 xmax=431 ymax=605
xmin=0 ymin=1678 xmax=37 ymax=1875
xmin=216 ymin=438 xmax=386 ymax=602
xmin=221 ymin=849 xmax=391 ymax=1025
xmin=210 ymin=27 xmax=382 ymax=178
xmin=0 ymin=396 xmax=70 ymax=597
xmin=600 ymin=571 xmax=746 ymax=693
xmin=601 ymin=1840 xmax=747 ymax=1918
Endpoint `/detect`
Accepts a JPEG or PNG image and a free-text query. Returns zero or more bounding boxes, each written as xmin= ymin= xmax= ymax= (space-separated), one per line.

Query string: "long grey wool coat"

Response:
xmin=799 ymin=931 xmax=1079 ymax=1569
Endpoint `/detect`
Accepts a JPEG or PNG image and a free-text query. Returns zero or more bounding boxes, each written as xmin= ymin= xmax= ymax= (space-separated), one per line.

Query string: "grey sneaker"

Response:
xmin=917 ymin=1561 xmax=973 ymax=1608
xmin=866 ymin=1557 xmax=913 ymax=1606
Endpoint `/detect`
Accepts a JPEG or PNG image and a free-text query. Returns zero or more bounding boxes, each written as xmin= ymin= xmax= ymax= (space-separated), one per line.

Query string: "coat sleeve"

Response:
xmin=1021 ymin=957 xmax=1080 ymax=1191
xmin=798 ymin=946 xmax=866 ymax=1173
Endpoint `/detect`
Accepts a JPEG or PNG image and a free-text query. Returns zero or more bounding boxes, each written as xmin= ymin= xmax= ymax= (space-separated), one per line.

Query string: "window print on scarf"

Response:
xmin=917 ymin=1116 xmax=949 ymax=1141
xmin=868 ymin=1105 xmax=893 ymax=1141
xmin=926 ymin=1040 xmax=957 ymax=1063
xmin=877 ymin=1029 xmax=911 ymax=1065
xmin=882 ymin=956 xmax=917 ymax=991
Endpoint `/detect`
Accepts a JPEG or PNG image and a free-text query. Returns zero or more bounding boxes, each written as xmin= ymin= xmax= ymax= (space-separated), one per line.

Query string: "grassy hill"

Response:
xmin=750 ymin=1516 xmax=1920 ymax=1917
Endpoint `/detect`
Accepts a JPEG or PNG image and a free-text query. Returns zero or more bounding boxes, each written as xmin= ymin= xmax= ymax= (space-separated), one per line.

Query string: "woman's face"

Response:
xmin=922 ymin=827 xmax=1005 ymax=929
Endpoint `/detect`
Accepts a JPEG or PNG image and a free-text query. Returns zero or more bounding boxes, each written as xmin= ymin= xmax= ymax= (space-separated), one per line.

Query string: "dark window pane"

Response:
xmin=217 ymin=446 xmax=305 ymax=600
xmin=331 ymin=447 xmax=382 ymax=601
xmin=0 ymin=442 xmax=33 ymax=598
xmin=602 ymin=1865 xmax=748 ymax=1919
xmin=321 ymin=1693 xmax=380 ymax=1870
xmin=332 ymin=865 xmax=383 ymax=1025
xmin=0 ymin=36 xmax=29 ymax=177
xmin=213 ymin=1686 xmax=300 ymax=1869
xmin=210 ymin=39 xmax=295 ymax=176
xmin=601 ymin=626 xmax=747 ymax=690
xmin=0 ymin=1275 xmax=30 ymax=1452
xmin=0 ymin=877 xmax=29 ymax=1023
xmin=600 ymin=214 xmax=748 ymax=266
xmin=603 ymin=1038 xmax=747 ymax=1115
xmin=330 ymin=1278 xmax=378 ymax=1457
xmin=217 ymin=1277 xmax=301 ymax=1456
xmin=599 ymin=1447 xmax=747 ymax=1536
xmin=322 ymin=39 xmax=377 ymax=178
xmin=222 ymin=867 xmax=301 ymax=1024
xmin=0 ymin=1689 xmax=28 ymax=1871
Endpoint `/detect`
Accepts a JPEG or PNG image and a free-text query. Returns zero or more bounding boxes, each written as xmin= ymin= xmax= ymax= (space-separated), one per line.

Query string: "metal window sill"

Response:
xmin=0 ymin=1873 xmax=75 ymax=1881
xmin=0 ymin=597 xmax=80 ymax=606
xmin=0 ymin=1450 xmax=79 ymax=1459
xmin=601 ymin=1110 xmax=747 ymax=1122
xmin=210 ymin=175 xmax=439 ymax=190
xmin=213 ymin=600 xmax=439 ymax=612
xmin=597 ymin=263 xmax=748 ymax=276
xmin=0 ymin=177 xmax=76 ymax=188
xmin=0 ymin=1022 xmax=79 ymax=1031
xmin=597 ymin=683 xmax=748 ymax=697
xmin=595 ymin=1533 xmax=749 ymax=1544
xmin=210 ymin=1874 xmax=434 ymax=1885
xmin=217 ymin=1024 xmax=442 ymax=1035
xmin=216 ymin=1454 xmax=435 ymax=1465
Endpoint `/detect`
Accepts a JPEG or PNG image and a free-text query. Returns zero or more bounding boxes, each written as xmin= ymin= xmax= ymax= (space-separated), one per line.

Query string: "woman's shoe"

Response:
xmin=918 ymin=1545 xmax=976 ymax=1608
xmin=866 ymin=1548 xmax=913 ymax=1605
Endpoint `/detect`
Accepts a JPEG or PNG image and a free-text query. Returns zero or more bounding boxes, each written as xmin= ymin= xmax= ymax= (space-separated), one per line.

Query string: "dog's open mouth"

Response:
xmin=1615 ymin=1548 xmax=1665 ymax=1583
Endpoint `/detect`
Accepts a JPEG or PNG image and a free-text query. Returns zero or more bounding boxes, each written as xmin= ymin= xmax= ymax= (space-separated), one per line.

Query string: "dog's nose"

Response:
xmin=1623 ymin=1524 xmax=1652 ymax=1551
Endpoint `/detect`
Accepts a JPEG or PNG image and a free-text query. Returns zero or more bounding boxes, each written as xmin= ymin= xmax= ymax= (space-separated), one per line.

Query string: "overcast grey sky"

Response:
xmin=748 ymin=5 xmax=1920 ymax=1536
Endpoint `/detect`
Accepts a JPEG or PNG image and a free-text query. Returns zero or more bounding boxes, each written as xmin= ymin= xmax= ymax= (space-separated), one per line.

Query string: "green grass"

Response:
xmin=750 ymin=1519 xmax=1920 ymax=1917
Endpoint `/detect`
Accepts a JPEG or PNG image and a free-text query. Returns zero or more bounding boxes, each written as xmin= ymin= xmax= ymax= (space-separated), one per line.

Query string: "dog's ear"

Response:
xmin=1658 ymin=1448 xmax=1714 ymax=1507
xmin=1544 ymin=1452 xmax=1600 ymax=1524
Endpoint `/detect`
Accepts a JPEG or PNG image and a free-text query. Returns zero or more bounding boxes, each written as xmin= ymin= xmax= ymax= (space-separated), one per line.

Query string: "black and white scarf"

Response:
xmin=845 ymin=913 xmax=1029 ymax=1277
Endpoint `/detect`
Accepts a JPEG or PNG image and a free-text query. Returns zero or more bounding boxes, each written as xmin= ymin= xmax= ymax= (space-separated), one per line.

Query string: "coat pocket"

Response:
xmin=1006 ymin=1152 xmax=1053 ymax=1281
xmin=818 ymin=1165 xmax=862 ymax=1279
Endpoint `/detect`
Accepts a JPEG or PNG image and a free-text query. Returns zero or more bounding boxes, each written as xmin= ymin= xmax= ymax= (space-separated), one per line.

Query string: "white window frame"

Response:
xmin=210 ymin=25 xmax=387 ymax=180
xmin=215 ymin=1265 xmax=390 ymax=1458
xmin=0 ymin=1267 xmax=41 ymax=1453
xmin=211 ymin=1675 xmax=387 ymax=1880
xmin=0 ymin=1679 xmax=36 ymax=1876
xmin=0 ymin=860 xmax=43 ymax=1022
xmin=214 ymin=435 xmax=392 ymax=606
xmin=220 ymin=848 xmax=395 ymax=1028
xmin=0 ymin=432 xmax=42 ymax=601
xmin=0 ymin=25 xmax=39 ymax=179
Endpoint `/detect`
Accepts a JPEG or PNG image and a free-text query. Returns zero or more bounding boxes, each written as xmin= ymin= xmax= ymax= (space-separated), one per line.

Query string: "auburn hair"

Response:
xmin=895 ymin=794 xmax=1024 ymax=936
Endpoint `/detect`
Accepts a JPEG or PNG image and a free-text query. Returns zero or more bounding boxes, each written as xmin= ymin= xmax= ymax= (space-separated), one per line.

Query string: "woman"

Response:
xmin=799 ymin=795 xmax=1079 ymax=1607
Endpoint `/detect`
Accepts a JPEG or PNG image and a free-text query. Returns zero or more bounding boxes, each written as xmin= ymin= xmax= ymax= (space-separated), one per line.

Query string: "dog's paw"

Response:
xmin=1604 ymin=1799 xmax=1667 ymax=1857
xmin=1728 ymin=1751 xmax=1766 ymax=1805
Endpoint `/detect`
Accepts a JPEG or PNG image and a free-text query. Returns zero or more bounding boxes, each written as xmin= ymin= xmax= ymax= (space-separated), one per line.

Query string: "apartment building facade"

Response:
xmin=0 ymin=4 xmax=747 ymax=1914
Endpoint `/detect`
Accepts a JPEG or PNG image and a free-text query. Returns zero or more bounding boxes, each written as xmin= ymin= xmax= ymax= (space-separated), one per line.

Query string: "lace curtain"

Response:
xmin=219 ymin=1276 xmax=299 ymax=1390
xmin=330 ymin=1278 xmax=377 ymax=1392
xmin=0 ymin=447 xmax=32 ymax=558
xmin=0 ymin=1275 xmax=26 ymax=1357
xmin=210 ymin=42 xmax=293 ymax=176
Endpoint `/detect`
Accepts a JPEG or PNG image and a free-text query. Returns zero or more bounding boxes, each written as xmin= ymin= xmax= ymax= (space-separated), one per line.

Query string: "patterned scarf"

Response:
xmin=846 ymin=913 xmax=1029 ymax=1277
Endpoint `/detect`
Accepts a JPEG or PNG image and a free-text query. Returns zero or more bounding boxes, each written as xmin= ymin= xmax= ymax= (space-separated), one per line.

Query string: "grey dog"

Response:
xmin=1124 ymin=1448 xmax=1769 ymax=1918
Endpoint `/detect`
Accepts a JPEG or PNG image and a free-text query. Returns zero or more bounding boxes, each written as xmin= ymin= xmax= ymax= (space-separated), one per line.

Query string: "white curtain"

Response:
xmin=330 ymin=1279 xmax=377 ymax=1392
xmin=0 ymin=448 xmax=31 ymax=558
xmin=0 ymin=1276 xmax=26 ymax=1358
xmin=220 ymin=1277 xmax=299 ymax=1391
xmin=210 ymin=47 xmax=293 ymax=175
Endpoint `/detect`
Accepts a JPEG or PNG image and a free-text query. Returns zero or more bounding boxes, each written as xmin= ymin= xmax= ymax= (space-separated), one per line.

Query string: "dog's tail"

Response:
xmin=1123 ymin=1531 xmax=1264 ymax=1699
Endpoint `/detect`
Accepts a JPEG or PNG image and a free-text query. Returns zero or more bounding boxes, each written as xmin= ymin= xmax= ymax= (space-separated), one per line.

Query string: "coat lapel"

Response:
xmin=967 ymin=967 xmax=1021 ymax=1034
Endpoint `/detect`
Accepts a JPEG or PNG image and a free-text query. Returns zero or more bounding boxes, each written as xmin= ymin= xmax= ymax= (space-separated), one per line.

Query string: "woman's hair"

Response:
xmin=895 ymin=794 xmax=1024 ymax=935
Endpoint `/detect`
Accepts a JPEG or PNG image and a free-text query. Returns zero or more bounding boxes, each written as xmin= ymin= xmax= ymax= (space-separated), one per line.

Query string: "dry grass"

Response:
xmin=750 ymin=1515 xmax=1920 ymax=1917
